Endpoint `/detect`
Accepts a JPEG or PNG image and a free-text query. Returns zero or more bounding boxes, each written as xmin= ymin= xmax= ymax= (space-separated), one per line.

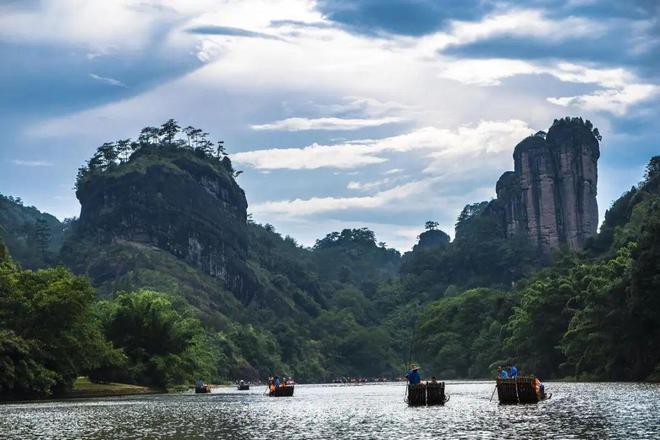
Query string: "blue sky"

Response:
xmin=0 ymin=0 xmax=658 ymax=250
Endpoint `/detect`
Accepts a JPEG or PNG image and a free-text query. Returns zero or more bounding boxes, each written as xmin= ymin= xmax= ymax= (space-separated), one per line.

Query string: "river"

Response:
xmin=1 ymin=381 xmax=659 ymax=439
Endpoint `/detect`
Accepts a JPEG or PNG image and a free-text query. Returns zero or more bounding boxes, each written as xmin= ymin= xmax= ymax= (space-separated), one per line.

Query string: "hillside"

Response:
xmin=1 ymin=118 xmax=658 ymax=393
xmin=0 ymin=194 xmax=65 ymax=269
xmin=56 ymin=120 xmax=407 ymax=382
xmin=414 ymin=155 xmax=660 ymax=380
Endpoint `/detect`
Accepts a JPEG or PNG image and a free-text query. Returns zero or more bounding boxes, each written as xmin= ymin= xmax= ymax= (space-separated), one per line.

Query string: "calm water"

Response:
xmin=1 ymin=382 xmax=659 ymax=439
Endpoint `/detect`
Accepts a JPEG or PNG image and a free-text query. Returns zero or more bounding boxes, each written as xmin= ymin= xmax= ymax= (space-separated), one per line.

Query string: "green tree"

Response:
xmin=159 ymin=119 xmax=180 ymax=144
xmin=425 ymin=221 xmax=439 ymax=231
xmin=116 ymin=138 xmax=132 ymax=162
xmin=95 ymin=290 xmax=216 ymax=388
xmin=0 ymin=259 xmax=116 ymax=397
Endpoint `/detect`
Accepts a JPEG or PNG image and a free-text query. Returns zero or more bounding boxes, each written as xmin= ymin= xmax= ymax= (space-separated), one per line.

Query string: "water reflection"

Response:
xmin=1 ymin=382 xmax=659 ymax=439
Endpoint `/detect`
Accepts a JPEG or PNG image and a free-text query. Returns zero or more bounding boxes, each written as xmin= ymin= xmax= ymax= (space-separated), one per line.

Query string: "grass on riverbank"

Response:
xmin=67 ymin=377 xmax=159 ymax=398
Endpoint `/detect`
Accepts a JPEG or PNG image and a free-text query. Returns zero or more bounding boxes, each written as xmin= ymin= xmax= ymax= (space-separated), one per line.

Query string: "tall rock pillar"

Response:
xmin=493 ymin=117 xmax=600 ymax=254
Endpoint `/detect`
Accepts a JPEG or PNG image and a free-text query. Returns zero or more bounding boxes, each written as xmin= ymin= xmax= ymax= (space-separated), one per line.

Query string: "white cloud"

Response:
xmin=0 ymin=0 xmax=172 ymax=50
xmin=235 ymin=119 xmax=533 ymax=171
xmin=431 ymin=9 xmax=604 ymax=51
xmin=547 ymin=84 xmax=659 ymax=115
xmin=252 ymin=179 xmax=436 ymax=216
xmin=90 ymin=73 xmax=127 ymax=88
xmin=414 ymin=8 xmax=604 ymax=58
xmin=438 ymin=59 xmax=539 ymax=86
xmin=437 ymin=58 xmax=657 ymax=115
xmin=437 ymin=59 xmax=633 ymax=89
xmin=313 ymin=96 xmax=413 ymax=118
xmin=233 ymin=143 xmax=387 ymax=170
xmin=251 ymin=116 xmax=403 ymax=131
xmin=14 ymin=0 xmax=658 ymax=252
xmin=347 ymin=178 xmax=393 ymax=191
xmin=10 ymin=160 xmax=54 ymax=167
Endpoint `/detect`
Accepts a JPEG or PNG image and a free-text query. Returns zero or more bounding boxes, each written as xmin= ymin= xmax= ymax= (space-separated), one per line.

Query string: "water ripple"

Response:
xmin=1 ymin=382 xmax=659 ymax=439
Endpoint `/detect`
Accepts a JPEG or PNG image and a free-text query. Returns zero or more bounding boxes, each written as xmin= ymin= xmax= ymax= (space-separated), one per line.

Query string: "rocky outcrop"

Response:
xmin=494 ymin=117 xmax=600 ymax=253
xmin=412 ymin=229 xmax=450 ymax=252
xmin=72 ymin=146 xmax=255 ymax=298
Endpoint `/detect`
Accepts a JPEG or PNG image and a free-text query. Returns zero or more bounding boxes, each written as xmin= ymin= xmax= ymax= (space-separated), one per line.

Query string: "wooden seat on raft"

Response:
xmin=407 ymin=382 xmax=448 ymax=406
xmin=496 ymin=376 xmax=540 ymax=404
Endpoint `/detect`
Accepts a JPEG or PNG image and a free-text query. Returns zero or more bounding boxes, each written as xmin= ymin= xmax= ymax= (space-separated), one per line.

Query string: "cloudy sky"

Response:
xmin=1 ymin=0 xmax=658 ymax=250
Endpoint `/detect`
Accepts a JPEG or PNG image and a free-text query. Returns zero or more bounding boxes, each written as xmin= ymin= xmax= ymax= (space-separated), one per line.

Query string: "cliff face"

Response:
xmin=73 ymin=146 xmax=253 ymax=298
xmin=494 ymin=118 xmax=600 ymax=253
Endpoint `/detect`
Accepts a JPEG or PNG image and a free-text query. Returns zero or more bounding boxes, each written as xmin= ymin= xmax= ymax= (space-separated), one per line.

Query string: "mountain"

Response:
xmin=71 ymin=143 xmax=254 ymax=300
xmin=0 ymin=194 xmax=65 ymax=269
xmin=2 ymin=117 xmax=657 ymax=387
xmin=401 ymin=117 xmax=603 ymax=295
xmin=414 ymin=154 xmax=660 ymax=381
xmin=490 ymin=117 xmax=600 ymax=254
xmin=53 ymin=121 xmax=406 ymax=382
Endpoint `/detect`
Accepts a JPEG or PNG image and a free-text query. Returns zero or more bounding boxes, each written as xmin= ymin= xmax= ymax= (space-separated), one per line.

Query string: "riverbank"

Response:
xmin=64 ymin=377 xmax=160 ymax=399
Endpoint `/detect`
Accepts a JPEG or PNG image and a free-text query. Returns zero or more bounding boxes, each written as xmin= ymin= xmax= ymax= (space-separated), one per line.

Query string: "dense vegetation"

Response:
xmin=415 ymin=157 xmax=660 ymax=381
xmin=0 ymin=117 xmax=657 ymax=397
xmin=0 ymin=194 xmax=65 ymax=269
xmin=0 ymin=243 xmax=117 ymax=398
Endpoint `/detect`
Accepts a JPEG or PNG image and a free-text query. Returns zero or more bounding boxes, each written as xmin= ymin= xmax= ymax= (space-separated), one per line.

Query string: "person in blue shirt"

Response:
xmin=274 ymin=376 xmax=281 ymax=387
xmin=510 ymin=365 xmax=518 ymax=378
xmin=406 ymin=365 xmax=421 ymax=385
xmin=498 ymin=366 xmax=508 ymax=379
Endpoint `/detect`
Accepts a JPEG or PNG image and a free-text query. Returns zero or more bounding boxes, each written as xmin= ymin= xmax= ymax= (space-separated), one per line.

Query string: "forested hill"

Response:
xmin=0 ymin=194 xmax=65 ymax=269
xmin=414 ymin=155 xmax=660 ymax=381
xmin=1 ymin=120 xmax=410 ymax=398
xmin=0 ymin=118 xmax=658 ymax=399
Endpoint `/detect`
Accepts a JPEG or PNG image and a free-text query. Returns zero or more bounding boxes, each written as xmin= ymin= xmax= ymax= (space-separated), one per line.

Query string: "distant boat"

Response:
xmin=195 ymin=384 xmax=211 ymax=394
xmin=238 ymin=383 xmax=250 ymax=390
xmin=496 ymin=376 xmax=551 ymax=404
xmin=406 ymin=382 xmax=449 ymax=406
xmin=268 ymin=385 xmax=294 ymax=397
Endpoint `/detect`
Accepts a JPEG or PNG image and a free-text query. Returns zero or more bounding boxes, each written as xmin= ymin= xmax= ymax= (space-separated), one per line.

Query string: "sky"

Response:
xmin=0 ymin=0 xmax=658 ymax=251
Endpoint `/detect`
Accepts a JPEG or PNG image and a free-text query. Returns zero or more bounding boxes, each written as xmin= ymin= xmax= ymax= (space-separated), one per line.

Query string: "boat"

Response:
xmin=195 ymin=384 xmax=211 ymax=394
xmin=268 ymin=385 xmax=294 ymax=397
xmin=496 ymin=376 xmax=551 ymax=404
xmin=238 ymin=381 xmax=250 ymax=390
xmin=406 ymin=382 xmax=449 ymax=406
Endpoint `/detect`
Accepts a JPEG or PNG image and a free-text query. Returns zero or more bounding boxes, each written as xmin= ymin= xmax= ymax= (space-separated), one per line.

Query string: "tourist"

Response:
xmin=510 ymin=365 xmax=518 ymax=378
xmin=406 ymin=365 xmax=421 ymax=385
xmin=534 ymin=377 xmax=545 ymax=398
xmin=498 ymin=366 xmax=508 ymax=379
xmin=429 ymin=376 xmax=438 ymax=384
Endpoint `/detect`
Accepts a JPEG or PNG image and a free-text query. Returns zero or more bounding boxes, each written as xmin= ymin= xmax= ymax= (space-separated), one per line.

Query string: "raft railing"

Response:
xmin=496 ymin=375 xmax=546 ymax=404
xmin=268 ymin=385 xmax=294 ymax=397
xmin=407 ymin=382 xmax=449 ymax=406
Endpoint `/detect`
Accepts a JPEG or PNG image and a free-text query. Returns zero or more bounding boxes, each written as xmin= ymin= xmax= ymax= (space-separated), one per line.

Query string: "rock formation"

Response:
xmin=493 ymin=117 xmax=600 ymax=253
xmin=72 ymin=145 xmax=254 ymax=296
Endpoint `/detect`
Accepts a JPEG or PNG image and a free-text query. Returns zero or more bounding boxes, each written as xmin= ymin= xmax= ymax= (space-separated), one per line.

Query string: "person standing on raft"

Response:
xmin=406 ymin=365 xmax=421 ymax=385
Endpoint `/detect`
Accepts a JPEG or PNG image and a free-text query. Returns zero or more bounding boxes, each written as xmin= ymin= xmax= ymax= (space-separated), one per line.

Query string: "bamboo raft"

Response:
xmin=195 ymin=385 xmax=211 ymax=394
xmin=269 ymin=385 xmax=294 ymax=397
xmin=238 ymin=384 xmax=250 ymax=390
xmin=407 ymin=382 xmax=449 ymax=406
xmin=496 ymin=376 xmax=550 ymax=404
